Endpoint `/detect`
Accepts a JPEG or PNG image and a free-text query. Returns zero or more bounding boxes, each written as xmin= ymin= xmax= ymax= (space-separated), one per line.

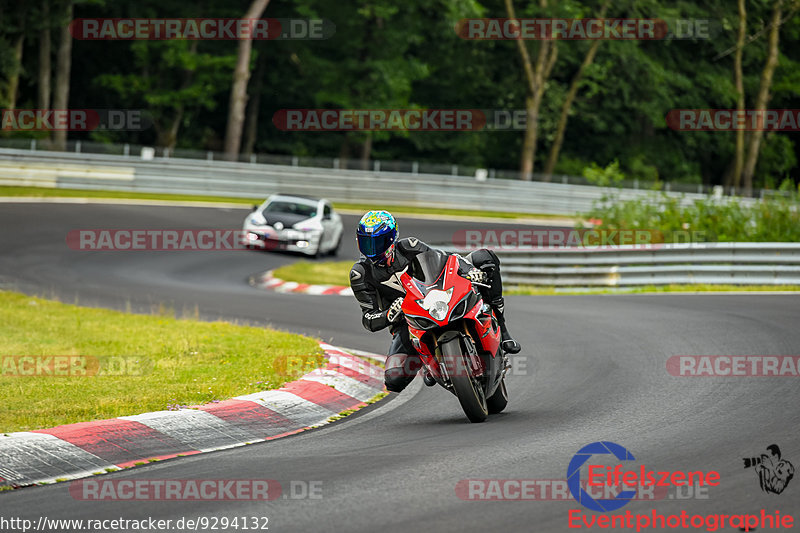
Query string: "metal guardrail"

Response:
xmin=471 ymin=243 xmax=800 ymax=287
xmin=0 ymin=147 xmax=759 ymax=216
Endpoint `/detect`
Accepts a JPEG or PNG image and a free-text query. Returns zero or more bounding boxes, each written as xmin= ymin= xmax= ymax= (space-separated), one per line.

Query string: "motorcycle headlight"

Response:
xmin=429 ymin=301 xmax=449 ymax=321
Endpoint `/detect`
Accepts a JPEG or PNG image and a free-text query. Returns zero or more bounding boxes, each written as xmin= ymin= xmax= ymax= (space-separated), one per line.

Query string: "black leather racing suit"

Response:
xmin=349 ymin=237 xmax=511 ymax=392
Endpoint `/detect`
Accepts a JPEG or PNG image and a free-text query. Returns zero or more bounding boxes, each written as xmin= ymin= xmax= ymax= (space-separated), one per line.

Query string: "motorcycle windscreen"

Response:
xmin=412 ymin=250 xmax=449 ymax=284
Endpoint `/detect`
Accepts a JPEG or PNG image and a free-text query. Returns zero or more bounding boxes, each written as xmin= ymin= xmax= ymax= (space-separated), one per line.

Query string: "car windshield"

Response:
xmin=264 ymin=200 xmax=317 ymax=218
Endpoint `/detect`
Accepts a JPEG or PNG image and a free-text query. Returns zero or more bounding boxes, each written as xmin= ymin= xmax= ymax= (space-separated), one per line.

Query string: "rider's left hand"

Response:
xmin=386 ymin=297 xmax=404 ymax=323
xmin=465 ymin=268 xmax=488 ymax=284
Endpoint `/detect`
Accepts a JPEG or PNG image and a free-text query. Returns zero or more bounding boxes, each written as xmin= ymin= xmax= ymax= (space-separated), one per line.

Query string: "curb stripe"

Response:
xmin=0 ymin=345 xmax=385 ymax=488
xmin=196 ymin=399 xmax=296 ymax=437
xmin=0 ymin=433 xmax=114 ymax=484
xmin=299 ymin=369 xmax=382 ymax=403
xmin=249 ymin=270 xmax=353 ymax=296
xmin=279 ymin=380 xmax=364 ymax=413
xmin=235 ymin=391 xmax=336 ymax=428
xmin=33 ymin=420 xmax=193 ymax=465
xmin=118 ymin=409 xmax=259 ymax=451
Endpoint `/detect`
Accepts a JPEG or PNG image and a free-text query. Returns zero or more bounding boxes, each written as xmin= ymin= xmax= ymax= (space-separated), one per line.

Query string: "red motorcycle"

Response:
xmin=399 ymin=251 xmax=509 ymax=423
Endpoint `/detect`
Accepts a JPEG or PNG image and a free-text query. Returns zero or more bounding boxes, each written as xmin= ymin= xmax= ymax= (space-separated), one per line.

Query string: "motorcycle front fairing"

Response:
xmin=400 ymin=253 xmax=503 ymax=395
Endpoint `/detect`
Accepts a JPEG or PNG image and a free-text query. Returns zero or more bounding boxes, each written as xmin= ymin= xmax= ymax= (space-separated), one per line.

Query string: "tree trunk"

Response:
xmin=742 ymin=0 xmax=783 ymax=197
xmin=223 ymin=0 xmax=271 ymax=161
xmin=156 ymin=109 xmax=184 ymax=150
xmin=520 ymin=96 xmax=537 ymax=180
xmin=7 ymin=33 xmax=25 ymax=111
xmin=543 ymin=38 xmax=604 ymax=178
xmin=360 ymin=133 xmax=372 ymax=170
xmin=52 ymin=0 xmax=73 ymax=151
xmin=505 ymin=0 xmax=557 ymax=180
xmin=38 ymin=0 xmax=52 ymax=110
xmin=729 ymin=0 xmax=747 ymax=190
xmin=241 ymin=50 xmax=266 ymax=157
xmin=543 ymin=0 xmax=608 ymax=179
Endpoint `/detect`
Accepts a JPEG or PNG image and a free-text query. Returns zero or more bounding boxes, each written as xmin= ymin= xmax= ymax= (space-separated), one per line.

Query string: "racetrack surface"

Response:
xmin=1 ymin=202 xmax=799 ymax=532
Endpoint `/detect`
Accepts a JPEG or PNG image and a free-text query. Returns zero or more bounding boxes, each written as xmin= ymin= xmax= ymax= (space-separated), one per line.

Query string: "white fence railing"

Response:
xmin=0 ymin=147 xmax=761 ymax=216
xmin=451 ymin=243 xmax=800 ymax=287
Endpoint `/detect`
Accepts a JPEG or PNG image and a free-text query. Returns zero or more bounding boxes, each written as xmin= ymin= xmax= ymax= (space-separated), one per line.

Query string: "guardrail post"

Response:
xmin=75 ymin=141 xmax=81 ymax=153
xmin=250 ymin=154 xmax=256 ymax=164
xmin=123 ymin=144 xmax=130 ymax=157
xmin=634 ymin=178 xmax=639 ymax=189
xmin=489 ymin=169 xmax=496 ymax=179
xmin=292 ymin=156 xmax=298 ymax=166
xmin=562 ymin=175 xmax=568 ymax=184
xmin=374 ymin=160 xmax=380 ymax=172
xmin=698 ymin=184 xmax=703 ymax=194
xmin=333 ymin=158 xmax=339 ymax=169
xmin=207 ymin=151 xmax=213 ymax=161
xmin=451 ymin=165 xmax=458 ymax=176
xmin=30 ymin=139 xmax=36 ymax=151
xmin=163 ymin=148 xmax=170 ymax=159
xmin=412 ymin=161 xmax=419 ymax=174
xmin=665 ymin=182 xmax=671 ymax=192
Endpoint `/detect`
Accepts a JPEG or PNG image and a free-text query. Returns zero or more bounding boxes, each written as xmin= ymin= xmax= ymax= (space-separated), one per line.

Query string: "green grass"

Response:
xmin=332 ymin=201 xmax=573 ymax=220
xmin=0 ymin=186 xmax=573 ymax=221
xmin=273 ymin=260 xmax=354 ymax=286
xmin=506 ymin=284 xmax=800 ymax=295
xmin=0 ymin=290 xmax=323 ymax=432
xmin=271 ymin=261 xmax=800 ymax=295
xmin=0 ymin=186 xmax=257 ymax=205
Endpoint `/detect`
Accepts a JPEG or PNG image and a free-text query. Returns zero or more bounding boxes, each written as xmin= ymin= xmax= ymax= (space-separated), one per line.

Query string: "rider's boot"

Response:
xmin=491 ymin=297 xmax=521 ymax=354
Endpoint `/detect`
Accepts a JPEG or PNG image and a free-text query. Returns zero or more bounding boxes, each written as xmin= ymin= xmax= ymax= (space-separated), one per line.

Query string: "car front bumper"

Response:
xmin=244 ymin=227 xmax=321 ymax=254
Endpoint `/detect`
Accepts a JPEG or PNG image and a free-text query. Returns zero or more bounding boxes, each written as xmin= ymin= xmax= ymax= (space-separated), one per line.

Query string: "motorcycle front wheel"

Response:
xmin=441 ymin=336 xmax=488 ymax=423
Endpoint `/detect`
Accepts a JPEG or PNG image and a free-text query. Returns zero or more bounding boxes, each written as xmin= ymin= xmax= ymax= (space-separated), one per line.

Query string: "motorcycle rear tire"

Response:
xmin=486 ymin=377 xmax=508 ymax=414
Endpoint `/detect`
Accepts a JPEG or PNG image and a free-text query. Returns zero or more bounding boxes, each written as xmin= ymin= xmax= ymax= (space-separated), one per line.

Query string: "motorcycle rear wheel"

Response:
xmin=486 ymin=377 xmax=508 ymax=414
xmin=442 ymin=337 xmax=488 ymax=423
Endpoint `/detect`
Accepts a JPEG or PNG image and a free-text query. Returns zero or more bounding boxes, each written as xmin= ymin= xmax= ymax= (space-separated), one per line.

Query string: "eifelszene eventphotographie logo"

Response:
xmin=743 ymin=444 xmax=794 ymax=495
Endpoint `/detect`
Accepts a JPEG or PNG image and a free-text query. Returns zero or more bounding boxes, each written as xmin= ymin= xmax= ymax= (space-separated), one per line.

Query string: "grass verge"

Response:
xmin=0 ymin=186 xmax=572 ymax=221
xmin=506 ymin=284 xmax=800 ymax=295
xmin=0 ymin=290 xmax=323 ymax=432
xmin=271 ymin=261 xmax=800 ymax=295
xmin=273 ymin=260 xmax=354 ymax=286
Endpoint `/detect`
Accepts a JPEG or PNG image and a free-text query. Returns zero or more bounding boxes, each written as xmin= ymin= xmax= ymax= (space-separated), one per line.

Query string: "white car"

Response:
xmin=243 ymin=194 xmax=344 ymax=257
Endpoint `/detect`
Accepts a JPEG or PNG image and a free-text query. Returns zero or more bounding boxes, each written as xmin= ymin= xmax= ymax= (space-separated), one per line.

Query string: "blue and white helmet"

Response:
xmin=356 ymin=210 xmax=398 ymax=265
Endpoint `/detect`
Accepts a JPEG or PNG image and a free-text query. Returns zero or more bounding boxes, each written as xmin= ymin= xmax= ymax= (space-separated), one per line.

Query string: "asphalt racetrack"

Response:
xmin=1 ymin=201 xmax=799 ymax=532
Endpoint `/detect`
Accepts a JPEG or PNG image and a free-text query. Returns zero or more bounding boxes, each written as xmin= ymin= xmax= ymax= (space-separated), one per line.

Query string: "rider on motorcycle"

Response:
xmin=349 ymin=210 xmax=521 ymax=393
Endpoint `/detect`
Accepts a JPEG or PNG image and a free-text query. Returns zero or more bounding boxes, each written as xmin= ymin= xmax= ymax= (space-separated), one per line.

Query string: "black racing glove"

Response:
xmin=386 ymin=297 xmax=404 ymax=323
xmin=465 ymin=267 xmax=489 ymax=284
